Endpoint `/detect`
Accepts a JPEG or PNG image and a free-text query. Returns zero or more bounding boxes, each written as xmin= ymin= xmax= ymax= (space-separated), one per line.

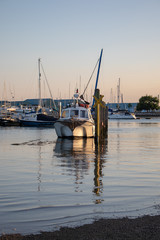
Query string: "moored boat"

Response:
xmin=19 ymin=58 xmax=58 ymax=127
xmin=0 ymin=117 xmax=20 ymax=126
xmin=54 ymin=92 xmax=95 ymax=138
xmin=108 ymin=109 xmax=136 ymax=119
xmin=19 ymin=109 xmax=58 ymax=127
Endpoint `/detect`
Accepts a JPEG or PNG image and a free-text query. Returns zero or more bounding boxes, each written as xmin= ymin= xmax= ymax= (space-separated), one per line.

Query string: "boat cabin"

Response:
xmin=61 ymin=107 xmax=92 ymax=120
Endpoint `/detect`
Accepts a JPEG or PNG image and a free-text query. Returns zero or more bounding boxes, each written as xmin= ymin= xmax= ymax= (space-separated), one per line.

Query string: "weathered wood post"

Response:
xmin=93 ymin=90 xmax=108 ymax=200
xmin=93 ymin=89 xmax=108 ymax=142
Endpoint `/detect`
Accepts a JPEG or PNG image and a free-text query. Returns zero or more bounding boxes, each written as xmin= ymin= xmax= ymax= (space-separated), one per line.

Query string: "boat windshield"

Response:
xmin=61 ymin=109 xmax=69 ymax=118
xmin=61 ymin=108 xmax=90 ymax=119
xmin=70 ymin=110 xmax=79 ymax=118
xmin=80 ymin=110 xmax=88 ymax=118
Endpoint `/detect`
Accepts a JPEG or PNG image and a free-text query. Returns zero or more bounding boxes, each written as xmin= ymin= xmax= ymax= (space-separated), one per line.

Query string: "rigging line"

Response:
xmin=40 ymin=63 xmax=57 ymax=110
xmin=81 ymin=58 xmax=100 ymax=97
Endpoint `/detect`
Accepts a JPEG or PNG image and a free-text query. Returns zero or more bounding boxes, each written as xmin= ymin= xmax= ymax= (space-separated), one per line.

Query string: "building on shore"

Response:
xmin=0 ymin=99 xmax=138 ymax=112
xmin=0 ymin=98 xmax=75 ymax=110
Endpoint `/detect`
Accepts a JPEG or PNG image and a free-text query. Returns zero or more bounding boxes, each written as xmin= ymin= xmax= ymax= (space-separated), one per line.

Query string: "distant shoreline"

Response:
xmin=1 ymin=215 xmax=160 ymax=240
xmin=135 ymin=111 xmax=160 ymax=117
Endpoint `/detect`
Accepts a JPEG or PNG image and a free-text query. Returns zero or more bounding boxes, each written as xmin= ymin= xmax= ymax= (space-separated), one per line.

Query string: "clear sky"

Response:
xmin=0 ymin=0 xmax=160 ymax=103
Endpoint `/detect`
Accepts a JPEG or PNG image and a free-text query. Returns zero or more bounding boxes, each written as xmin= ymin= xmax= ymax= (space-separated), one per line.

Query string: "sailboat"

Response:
xmin=108 ymin=78 xmax=136 ymax=120
xmin=20 ymin=59 xmax=58 ymax=127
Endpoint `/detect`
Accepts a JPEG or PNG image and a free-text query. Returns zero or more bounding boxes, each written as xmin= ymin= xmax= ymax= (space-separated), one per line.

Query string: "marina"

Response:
xmin=1 ymin=118 xmax=160 ymax=235
xmin=1 ymin=1 xmax=160 ymax=238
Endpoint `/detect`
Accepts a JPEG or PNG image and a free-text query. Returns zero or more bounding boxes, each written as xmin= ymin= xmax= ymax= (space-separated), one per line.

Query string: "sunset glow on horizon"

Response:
xmin=1 ymin=0 xmax=160 ymax=103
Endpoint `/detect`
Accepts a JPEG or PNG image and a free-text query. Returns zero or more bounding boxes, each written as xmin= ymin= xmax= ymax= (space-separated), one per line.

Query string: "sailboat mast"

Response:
xmin=117 ymin=78 xmax=120 ymax=107
xmin=38 ymin=58 xmax=42 ymax=108
xmin=92 ymin=48 xmax=103 ymax=108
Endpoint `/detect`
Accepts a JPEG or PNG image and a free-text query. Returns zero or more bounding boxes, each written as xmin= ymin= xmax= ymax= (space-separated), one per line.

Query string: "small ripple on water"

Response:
xmin=11 ymin=139 xmax=55 ymax=146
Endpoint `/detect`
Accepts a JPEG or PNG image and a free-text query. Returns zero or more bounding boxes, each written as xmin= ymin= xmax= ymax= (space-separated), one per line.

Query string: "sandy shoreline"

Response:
xmin=1 ymin=215 xmax=160 ymax=240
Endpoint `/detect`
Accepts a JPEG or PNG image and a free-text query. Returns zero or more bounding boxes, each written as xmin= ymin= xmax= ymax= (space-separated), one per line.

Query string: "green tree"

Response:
xmin=136 ymin=95 xmax=159 ymax=111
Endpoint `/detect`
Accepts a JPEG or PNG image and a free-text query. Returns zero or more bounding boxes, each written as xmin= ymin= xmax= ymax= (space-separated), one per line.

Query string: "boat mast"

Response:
xmin=38 ymin=58 xmax=42 ymax=108
xmin=117 ymin=78 xmax=120 ymax=109
xmin=92 ymin=48 xmax=103 ymax=108
xmin=40 ymin=61 xmax=58 ymax=111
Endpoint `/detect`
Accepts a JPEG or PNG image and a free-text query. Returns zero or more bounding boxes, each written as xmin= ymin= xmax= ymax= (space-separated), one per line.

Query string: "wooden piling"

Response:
xmin=93 ymin=89 xmax=108 ymax=141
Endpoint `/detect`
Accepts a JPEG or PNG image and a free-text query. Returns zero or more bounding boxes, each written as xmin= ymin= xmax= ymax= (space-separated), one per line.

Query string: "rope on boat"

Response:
xmin=40 ymin=62 xmax=58 ymax=111
xmin=80 ymin=57 xmax=100 ymax=99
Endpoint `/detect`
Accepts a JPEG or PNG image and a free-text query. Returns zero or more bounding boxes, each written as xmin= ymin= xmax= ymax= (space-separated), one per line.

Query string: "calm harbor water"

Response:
xmin=1 ymin=118 xmax=160 ymax=235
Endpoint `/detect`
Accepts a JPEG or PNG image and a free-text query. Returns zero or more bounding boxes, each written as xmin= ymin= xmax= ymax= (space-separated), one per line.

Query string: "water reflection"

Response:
xmin=54 ymin=137 xmax=108 ymax=202
xmin=54 ymin=138 xmax=95 ymax=192
xmin=54 ymin=137 xmax=95 ymax=159
xmin=94 ymin=138 xmax=108 ymax=204
xmin=37 ymin=146 xmax=42 ymax=192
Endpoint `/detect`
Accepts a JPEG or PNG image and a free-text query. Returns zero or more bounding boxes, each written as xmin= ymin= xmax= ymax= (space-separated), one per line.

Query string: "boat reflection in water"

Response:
xmin=55 ymin=137 xmax=95 ymax=158
xmin=54 ymin=137 xmax=108 ymax=203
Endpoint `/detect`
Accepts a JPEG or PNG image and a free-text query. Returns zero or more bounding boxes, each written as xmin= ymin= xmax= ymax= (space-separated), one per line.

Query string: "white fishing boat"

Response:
xmin=54 ymin=92 xmax=95 ymax=138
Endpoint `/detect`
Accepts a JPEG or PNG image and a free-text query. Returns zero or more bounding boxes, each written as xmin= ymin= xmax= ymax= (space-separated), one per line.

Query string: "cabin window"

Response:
xmin=61 ymin=110 xmax=69 ymax=118
xmin=80 ymin=110 xmax=88 ymax=118
xmin=70 ymin=110 xmax=79 ymax=118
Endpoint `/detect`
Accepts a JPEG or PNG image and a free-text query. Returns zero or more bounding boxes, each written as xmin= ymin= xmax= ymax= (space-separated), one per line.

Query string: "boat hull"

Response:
xmin=19 ymin=113 xmax=58 ymax=127
xmin=20 ymin=120 xmax=55 ymax=127
xmin=0 ymin=118 xmax=20 ymax=126
xmin=109 ymin=112 xmax=136 ymax=119
xmin=54 ymin=119 xmax=95 ymax=138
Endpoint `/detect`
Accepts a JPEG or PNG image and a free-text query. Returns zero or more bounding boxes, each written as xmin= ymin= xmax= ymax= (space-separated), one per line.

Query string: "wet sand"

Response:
xmin=1 ymin=215 xmax=160 ymax=240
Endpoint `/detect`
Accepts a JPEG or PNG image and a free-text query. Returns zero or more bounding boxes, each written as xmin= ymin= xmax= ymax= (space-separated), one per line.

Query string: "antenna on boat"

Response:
xmin=79 ymin=75 xmax=81 ymax=94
